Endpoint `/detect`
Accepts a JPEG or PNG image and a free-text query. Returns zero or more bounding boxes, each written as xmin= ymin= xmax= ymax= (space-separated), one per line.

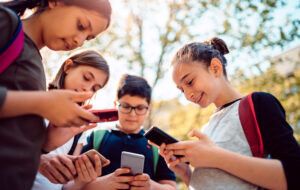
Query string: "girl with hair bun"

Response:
xmin=152 ymin=37 xmax=300 ymax=190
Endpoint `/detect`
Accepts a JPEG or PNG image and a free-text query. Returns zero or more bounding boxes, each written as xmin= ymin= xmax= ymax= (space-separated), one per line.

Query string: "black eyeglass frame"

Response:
xmin=117 ymin=103 xmax=149 ymax=115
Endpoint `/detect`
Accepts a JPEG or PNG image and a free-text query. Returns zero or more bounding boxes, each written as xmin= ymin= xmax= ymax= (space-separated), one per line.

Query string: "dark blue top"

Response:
xmin=82 ymin=128 xmax=176 ymax=182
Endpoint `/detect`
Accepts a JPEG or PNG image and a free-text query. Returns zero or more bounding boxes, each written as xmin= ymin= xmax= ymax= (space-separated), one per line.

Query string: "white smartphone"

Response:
xmin=120 ymin=151 xmax=144 ymax=176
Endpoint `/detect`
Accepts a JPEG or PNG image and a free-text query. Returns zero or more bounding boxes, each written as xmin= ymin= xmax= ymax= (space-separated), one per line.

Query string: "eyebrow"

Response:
xmin=180 ymin=73 xmax=190 ymax=82
xmin=176 ymin=72 xmax=190 ymax=89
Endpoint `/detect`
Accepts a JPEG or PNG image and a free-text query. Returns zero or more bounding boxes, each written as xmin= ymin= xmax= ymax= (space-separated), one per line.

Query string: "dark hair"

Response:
xmin=48 ymin=50 xmax=110 ymax=90
xmin=117 ymin=74 xmax=152 ymax=104
xmin=2 ymin=0 xmax=112 ymax=28
xmin=171 ymin=37 xmax=229 ymax=77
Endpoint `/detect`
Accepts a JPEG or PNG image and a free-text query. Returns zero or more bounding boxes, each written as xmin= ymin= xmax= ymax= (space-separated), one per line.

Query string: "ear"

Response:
xmin=48 ymin=0 xmax=65 ymax=8
xmin=145 ymin=104 xmax=151 ymax=116
xmin=209 ymin=58 xmax=223 ymax=77
xmin=63 ymin=59 xmax=74 ymax=74
xmin=113 ymin=100 xmax=117 ymax=108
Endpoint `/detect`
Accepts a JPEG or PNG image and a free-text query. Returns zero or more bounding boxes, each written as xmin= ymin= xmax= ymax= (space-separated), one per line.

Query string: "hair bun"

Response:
xmin=209 ymin=37 xmax=229 ymax=55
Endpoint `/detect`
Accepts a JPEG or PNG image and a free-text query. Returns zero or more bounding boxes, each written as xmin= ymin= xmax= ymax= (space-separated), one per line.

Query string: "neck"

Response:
xmin=214 ymin=80 xmax=243 ymax=108
xmin=118 ymin=125 xmax=142 ymax=134
xmin=22 ymin=14 xmax=44 ymax=50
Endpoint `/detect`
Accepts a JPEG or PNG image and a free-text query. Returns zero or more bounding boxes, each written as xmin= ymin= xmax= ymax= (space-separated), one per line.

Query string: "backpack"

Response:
xmin=0 ymin=15 xmax=24 ymax=74
xmin=93 ymin=129 xmax=160 ymax=175
xmin=67 ymin=133 xmax=83 ymax=155
xmin=239 ymin=92 xmax=264 ymax=158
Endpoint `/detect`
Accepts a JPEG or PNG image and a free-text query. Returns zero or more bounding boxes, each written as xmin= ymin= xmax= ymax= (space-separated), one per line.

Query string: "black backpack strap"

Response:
xmin=68 ymin=132 xmax=83 ymax=155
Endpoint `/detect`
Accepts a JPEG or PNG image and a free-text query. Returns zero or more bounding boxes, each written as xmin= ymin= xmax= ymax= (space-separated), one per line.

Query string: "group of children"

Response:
xmin=0 ymin=0 xmax=299 ymax=190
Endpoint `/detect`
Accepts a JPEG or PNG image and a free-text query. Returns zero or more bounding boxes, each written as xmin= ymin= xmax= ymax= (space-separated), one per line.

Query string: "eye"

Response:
xmin=187 ymin=79 xmax=193 ymax=86
xmin=77 ymin=20 xmax=85 ymax=31
xmin=83 ymin=75 xmax=90 ymax=81
xmin=136 ymin=106 xmax=147 ymax=111
xmin=92 ymin=85 xmax=101 ymax=92
xmin=86 ymin=35 xmax=95 ymax=41
xmin=121 ymin=104 xmax=130 ymax=109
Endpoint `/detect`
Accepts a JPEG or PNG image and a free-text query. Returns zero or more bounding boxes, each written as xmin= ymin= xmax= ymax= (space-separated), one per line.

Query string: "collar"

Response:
xmin=111 ymin=128 xmax=145 ymax=138
xmin=215 ymin=98 xmax=241 ymax=112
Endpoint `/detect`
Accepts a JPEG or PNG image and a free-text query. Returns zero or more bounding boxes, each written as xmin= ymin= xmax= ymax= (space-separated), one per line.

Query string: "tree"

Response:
xmin=42 ymin=0 xmax=299 ymax=129
xmin=83 ymin=0 xmax=299 ymax=128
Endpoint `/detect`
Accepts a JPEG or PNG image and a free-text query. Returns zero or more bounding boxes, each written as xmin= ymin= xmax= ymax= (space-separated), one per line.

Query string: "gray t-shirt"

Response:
xmin=0 ymin=5 xmax=47 ymax=190
xmin=189 ymin=101 xmax=258 ymax=190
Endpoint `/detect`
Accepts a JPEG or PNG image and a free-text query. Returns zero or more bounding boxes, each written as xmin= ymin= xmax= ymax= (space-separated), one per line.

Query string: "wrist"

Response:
xmin=183 ymin=166 xmax=192 ymax=185
xmin=211 ymin=146 xmax=229 ymax=169
xmin=33 ymin=91 xmax=48 ymax=116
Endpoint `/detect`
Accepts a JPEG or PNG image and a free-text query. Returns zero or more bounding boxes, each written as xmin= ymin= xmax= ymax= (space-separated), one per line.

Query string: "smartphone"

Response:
xmin=120 ymin=151 xmax=144 ymax=176
xmin=144 ymin=126 xmax=185 ymax=159
xmin=90 ymin=109 xmax=118 ymax=123
xmin=78 ymin=149 xmax=109 ymax=165
xmin=144 ymin=126 xmax=179 ymax=146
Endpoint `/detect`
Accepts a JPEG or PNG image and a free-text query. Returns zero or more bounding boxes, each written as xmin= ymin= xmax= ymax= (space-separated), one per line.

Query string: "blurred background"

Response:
xmin=19 ymin=0 xmax=300 ymax=188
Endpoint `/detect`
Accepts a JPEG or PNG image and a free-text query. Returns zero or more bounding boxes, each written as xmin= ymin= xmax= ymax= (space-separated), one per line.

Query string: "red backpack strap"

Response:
xmin=0 ymin=16 xmax=24 ymax=74
xmin=239 ymin=92 xmax=264 ymax=157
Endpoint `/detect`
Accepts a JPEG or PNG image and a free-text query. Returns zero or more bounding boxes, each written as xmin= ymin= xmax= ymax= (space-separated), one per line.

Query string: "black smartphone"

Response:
xmin=90 ymin=109 xmax=118 ymax=123
xmin=144 ymin=126 xmax=186 ymax=159
xmin=144 ymin=126 xmax=179 ymax=146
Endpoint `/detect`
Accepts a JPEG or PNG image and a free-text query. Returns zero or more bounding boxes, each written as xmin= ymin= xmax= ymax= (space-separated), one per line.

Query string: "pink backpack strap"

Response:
xmin=239 ymin=92 xmax=264 ymax=157
xmin=0 ymin=16 xmax=24 ymax=74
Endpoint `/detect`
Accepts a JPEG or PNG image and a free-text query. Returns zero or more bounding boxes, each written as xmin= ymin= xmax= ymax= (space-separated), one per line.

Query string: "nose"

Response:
xmin=82 ymin=83 xmax=94 ymax=93
xmin=184 ymin=88 xmax=194 ymax=102
xmin=73 ymin=33 xmax=87 ymax=47
xmin=129 ymin=108 xmax=137 ymax=116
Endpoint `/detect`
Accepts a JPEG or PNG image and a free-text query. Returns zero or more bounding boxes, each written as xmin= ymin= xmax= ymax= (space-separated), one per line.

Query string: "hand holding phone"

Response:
xmin=144 ymin=126 xmax=186 ymax=160
xmin=90 ymin=109 xmax=118 ymax=123
xmin=76 ymin=149 xmax=109 ymax=166
xmin=144 ymin=126 xmax=179 ymax=146
xmin=121 ymin=151 xmax=144 ymax=176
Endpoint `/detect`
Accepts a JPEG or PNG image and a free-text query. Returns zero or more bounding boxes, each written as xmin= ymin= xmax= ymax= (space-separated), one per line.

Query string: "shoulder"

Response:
xmin=0 ymin=5 xmax=19 ymax=50
xmin=251 ymin=92 xmax=285 ymax=116
xmin=252 ymin=92 xmax=280 ymax=104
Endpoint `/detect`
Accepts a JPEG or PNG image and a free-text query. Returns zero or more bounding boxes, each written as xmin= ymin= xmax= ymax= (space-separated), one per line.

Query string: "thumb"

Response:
xmin=83 ymin=104 xmax=93 ymax=110
xmin=103 ymin=159 xmax=110 ymax=167
xmin=188 ymin=129 xmax=204 ymax=139
xmin=78 ymin=123 xmax=97 ymax=133
xmin=70 ymin=91 xmax=93 ymax=102
xmin=66 ymin=154 xmax=78 ymax=161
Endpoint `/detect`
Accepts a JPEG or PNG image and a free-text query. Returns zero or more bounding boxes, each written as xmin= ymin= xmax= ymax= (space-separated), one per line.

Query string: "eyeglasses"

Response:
xmin=118 ymin=103 xmax=148 ymax=115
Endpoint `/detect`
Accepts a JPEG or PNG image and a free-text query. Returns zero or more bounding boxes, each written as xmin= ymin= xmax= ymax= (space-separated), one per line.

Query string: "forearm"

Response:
xmin=63 ymin=180 xmax=88 ymax=190
xmin=213 ymin=147 xmax=287 ymax=190
xmin=150 ymin=179 xmax=176 ymax=190
xmin=176 ymin=166 xmax=192 ymax=186
xmin=0 ymin=90 xmax=46 ymax=118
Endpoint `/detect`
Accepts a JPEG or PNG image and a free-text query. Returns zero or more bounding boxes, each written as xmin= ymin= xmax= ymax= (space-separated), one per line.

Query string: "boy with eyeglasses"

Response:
xmin=80 ymin=74 xmax=176 ymax=190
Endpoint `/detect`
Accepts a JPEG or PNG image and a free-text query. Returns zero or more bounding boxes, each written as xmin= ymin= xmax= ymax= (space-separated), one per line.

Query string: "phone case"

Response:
xmin=90 ymin=109 xmax=118 ymax=123
xmin=144 ymin=126 xmax=179 ymax=146
xmin=121 ymin=151 xmax=144 ymax=176
xmin=81 ymin=149 xmax=108 ymax=165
